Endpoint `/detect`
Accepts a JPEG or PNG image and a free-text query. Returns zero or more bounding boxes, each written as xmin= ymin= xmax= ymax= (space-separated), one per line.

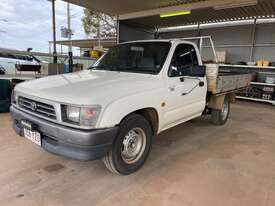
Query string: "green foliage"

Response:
xmin=82 ymin=9 xmax=116 ymax=38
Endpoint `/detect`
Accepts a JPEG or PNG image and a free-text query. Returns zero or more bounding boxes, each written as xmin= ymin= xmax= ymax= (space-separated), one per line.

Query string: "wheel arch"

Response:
xmin=98 ymin=92 xmax=163 ymax=133
xmin=121 ymin=107 xmax=159 ymax=135
xmin=207 ymin=93 xmax=235 ymax=110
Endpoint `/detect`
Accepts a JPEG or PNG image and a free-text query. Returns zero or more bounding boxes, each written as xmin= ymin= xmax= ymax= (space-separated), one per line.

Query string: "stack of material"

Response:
xmin=73 ymin=63 xmax=84 ymax=72
xmin=41 ymin=63 xmax=65 ymax=75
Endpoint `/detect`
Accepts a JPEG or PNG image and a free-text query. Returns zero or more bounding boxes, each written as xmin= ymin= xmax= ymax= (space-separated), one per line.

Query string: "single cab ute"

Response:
xmin=11 ymin=37 xmax=251 ymax=175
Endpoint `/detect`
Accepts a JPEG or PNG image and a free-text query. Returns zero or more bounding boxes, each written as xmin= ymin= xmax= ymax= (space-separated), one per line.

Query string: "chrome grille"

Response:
xmin=18 ymin=97 xmax=56 ymax=120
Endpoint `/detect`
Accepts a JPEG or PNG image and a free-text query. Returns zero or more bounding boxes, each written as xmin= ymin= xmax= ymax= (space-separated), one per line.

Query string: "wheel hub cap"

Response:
xmin=121 ymin=128 xmax=146 ymax=164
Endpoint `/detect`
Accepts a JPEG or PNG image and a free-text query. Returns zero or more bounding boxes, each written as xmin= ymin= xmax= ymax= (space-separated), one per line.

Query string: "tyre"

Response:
xmin=211 ymin=96 xmax=230 ymax=125
xmin=102 ymin=114 xmax=153 ymax=175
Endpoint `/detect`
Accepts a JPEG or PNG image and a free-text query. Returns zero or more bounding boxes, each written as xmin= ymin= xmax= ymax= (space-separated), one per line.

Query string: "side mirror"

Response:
xmin=189 ymin=65 xmax=206 ymax=77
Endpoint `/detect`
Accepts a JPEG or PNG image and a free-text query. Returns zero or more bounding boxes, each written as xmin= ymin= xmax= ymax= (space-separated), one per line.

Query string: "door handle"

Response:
xmin=169 ymin=86 xmax=176 ymax=91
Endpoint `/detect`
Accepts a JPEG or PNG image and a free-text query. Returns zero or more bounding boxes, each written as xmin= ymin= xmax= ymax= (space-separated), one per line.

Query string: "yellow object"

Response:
xmin=263 ymin=60 xmax=270 ymax=67
xmin=90 ymin=50 xmax=100 ymax=59
xmin=160 ymin=11 xmax=191 ymax=18
xmin=257 ymin=60 xmax=270 ymax=67
xmin=257 ymin=60 xmax=263 ymax=67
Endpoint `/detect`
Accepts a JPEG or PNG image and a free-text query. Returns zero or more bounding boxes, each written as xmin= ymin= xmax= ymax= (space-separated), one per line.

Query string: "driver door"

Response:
xmin=163 ymin=43 xmax=207 ymax=129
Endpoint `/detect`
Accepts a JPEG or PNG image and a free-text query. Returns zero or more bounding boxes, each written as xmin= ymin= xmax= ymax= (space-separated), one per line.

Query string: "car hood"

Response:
xmin=15 ymin=70 xmax=161 ymax=105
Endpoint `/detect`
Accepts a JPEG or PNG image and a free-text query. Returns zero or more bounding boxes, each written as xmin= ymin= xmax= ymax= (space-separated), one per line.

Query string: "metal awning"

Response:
xmin=50 ymin=38 xmax=117 ymax=49
xmin=63 ymin=0 xmax=208 ymax=16
xmin=63 ymin=0 xmax=275 ymax=28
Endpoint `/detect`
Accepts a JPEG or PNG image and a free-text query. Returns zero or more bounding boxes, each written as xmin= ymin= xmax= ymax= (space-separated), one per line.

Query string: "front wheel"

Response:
xmin=102 ymin=114 xmax=152 ymax=175
xmin=211 ymin=96 xmax=230 ymax=125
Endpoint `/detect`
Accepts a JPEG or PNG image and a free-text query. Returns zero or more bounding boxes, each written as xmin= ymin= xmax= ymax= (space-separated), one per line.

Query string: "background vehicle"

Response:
xmin=0 ymin=64 xmax=5 ymax=74
xmin=0 ymin=51 xmax=41 ymax=75
xmin=10 ymin=37 xmax=251 ymax=175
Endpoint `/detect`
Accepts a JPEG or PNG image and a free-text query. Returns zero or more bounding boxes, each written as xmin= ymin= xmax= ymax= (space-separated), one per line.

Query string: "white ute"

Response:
xmin=11 ymin=37 xmax=251 ymax=175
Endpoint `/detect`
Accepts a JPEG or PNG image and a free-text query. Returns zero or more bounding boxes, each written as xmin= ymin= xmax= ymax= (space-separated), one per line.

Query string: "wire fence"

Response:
xmin=36 ymin=54 xmax=96 ymax=69
xmin=0 ymin=48 xmax=96 ymax=69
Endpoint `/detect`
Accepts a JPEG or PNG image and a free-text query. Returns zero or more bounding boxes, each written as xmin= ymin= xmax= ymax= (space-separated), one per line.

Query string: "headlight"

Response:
xmin=66 ymin=106 xmax=80 ymax=123
xmin=63 ymin=105 xmax=101 ymax=127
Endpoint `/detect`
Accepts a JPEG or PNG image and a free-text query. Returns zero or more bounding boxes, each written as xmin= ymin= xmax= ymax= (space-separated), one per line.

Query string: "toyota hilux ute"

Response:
xmin=10 ymin=37 xmax=251 ymax=175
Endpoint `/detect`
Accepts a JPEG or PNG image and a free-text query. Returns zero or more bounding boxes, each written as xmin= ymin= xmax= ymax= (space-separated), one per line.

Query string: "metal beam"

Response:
xmin=250 ymin=18 xmax=257 ymax=61
xmin=51 ymin=0 xmax=58 ymax=63
xmin=118 ymin=0 xmax=258 ymax=20
xmin=116 ymin=16 xmax=120 ymax=44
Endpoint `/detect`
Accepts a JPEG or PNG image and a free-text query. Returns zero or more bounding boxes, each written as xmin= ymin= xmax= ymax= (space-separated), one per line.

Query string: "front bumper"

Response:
xmin=10 ymin=106 xmax=118 ymax=161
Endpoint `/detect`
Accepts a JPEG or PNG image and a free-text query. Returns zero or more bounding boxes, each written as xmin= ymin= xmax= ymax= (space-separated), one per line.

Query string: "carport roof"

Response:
xmin=49 ymin=38 xmax=116 ymax=49
xmin=63 ymin=0 xmax=209 ymax=16
xmin=63 ymin=0 xmax=275 ymax=28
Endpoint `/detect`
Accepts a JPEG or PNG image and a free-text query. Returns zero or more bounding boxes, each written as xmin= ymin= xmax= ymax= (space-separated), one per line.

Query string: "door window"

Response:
xmin=168 ymin=44 xmax=198 ymax=77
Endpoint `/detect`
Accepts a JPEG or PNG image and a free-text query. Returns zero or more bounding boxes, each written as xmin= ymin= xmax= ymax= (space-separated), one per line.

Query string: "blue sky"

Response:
xmin=0 ymin=0 xmax=86 ymax=53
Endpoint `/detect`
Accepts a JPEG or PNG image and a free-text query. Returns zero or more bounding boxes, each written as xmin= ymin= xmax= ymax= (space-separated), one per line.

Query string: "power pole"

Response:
xmin=51 ymin=0 xmax=58 ymax=63
xmin=67 ymin=3 xmax=73 ymax=72
xmin=97 ymin=14 xmax=101 ymax=47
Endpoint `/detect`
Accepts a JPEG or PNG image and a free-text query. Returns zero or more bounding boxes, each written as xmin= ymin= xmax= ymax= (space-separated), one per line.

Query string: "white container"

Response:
xmin=266 ymin=77 xmax=275 ymax=84
xmin=205 ymin=64 xmax=219 ymax=93
xmin=216 ymin=51 xmax=226 ymax=63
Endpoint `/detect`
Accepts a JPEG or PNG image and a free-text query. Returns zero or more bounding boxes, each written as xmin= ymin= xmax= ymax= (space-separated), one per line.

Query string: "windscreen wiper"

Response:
xmin=90 ymin=65 xmax=110 ymax=69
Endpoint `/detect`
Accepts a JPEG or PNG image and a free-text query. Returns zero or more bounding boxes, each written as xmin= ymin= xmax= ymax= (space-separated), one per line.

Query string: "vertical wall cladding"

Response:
xmin=253 ymin=23 xmax=275 ymax=62
xmin=118 ymin=21 xmax=155 ymax=43
xmin=159 ymin=23 xmax=275 ymax=64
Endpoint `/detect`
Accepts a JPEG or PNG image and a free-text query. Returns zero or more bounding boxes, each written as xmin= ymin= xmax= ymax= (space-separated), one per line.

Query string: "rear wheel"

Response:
xmin=102 ymin=114 xmax=152 ymax=175
xmin=211 ymin=96 xmax=230 ymax=125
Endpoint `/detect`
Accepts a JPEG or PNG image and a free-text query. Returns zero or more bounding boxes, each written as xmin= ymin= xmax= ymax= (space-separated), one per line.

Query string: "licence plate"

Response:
xmin=23 ymin=128 xmax=41 ymax=146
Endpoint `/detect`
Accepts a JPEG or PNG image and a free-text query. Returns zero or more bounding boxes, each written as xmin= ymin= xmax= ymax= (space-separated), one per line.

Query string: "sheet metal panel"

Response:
xmin=124 ymin=0 xmax=275 ymax=28
xmin=64 ymin=0 xmax=275 ymax=28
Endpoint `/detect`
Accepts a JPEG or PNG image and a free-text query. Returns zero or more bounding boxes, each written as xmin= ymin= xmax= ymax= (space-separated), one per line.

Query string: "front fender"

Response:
xmin=97 ymin=89 xmax=165 ymax=130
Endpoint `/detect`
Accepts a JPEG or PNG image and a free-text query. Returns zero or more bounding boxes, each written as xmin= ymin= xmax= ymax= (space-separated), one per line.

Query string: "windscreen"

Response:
xmin=91 ymin=42 xmax=171 ymax=74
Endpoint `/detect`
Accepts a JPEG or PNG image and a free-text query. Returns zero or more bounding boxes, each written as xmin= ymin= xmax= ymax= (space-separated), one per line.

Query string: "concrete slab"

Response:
xmin=0 ymin=101 xmax=274 ymax=206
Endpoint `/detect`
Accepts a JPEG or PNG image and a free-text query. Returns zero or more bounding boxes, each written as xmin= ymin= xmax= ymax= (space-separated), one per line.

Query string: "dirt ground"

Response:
xmin=0 ymin=101 xmax=275 ymax=206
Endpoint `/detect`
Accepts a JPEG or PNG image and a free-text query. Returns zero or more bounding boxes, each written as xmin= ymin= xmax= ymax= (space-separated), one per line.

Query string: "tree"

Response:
xmin=82 ymin=9 xmax=117 ymax=38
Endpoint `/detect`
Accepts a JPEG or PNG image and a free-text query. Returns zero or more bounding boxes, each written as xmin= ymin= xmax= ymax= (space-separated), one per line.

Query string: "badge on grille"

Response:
xmin=30 ymin=102 xmax=37 ymax=111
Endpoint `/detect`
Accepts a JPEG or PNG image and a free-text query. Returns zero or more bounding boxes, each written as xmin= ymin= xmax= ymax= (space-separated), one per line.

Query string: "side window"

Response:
xmin=168 ymin=44 xmax=198 ymax=77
